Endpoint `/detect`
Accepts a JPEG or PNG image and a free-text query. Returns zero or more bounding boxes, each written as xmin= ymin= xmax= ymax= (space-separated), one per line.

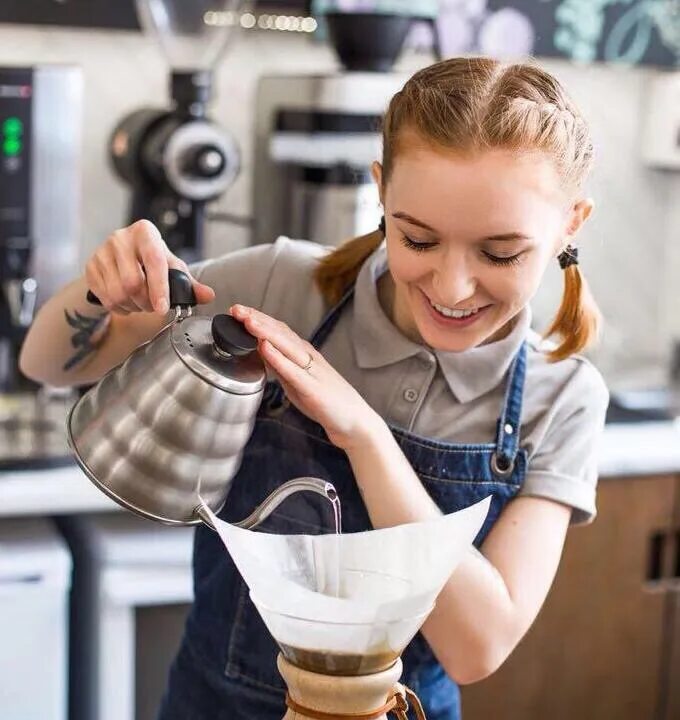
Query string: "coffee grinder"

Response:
xmin=252 ymin=13 xmax=417 ymax=247
xmin=0 ymin=65 xmax=82 ymax=469
xmin=109 ymin=0 xmax=243 ymax=262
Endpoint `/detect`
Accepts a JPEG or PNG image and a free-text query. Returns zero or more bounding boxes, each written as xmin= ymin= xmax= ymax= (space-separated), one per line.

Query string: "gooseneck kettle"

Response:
xmin=68 ymin=270 xmax=336 ymax=528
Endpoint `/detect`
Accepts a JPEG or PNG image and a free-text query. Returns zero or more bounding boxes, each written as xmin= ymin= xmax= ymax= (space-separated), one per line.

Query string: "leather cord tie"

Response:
xmin=285 ymin=684 xmax=426 ymax=720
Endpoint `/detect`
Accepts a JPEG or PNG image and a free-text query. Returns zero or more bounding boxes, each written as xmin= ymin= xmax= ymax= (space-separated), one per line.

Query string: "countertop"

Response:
xmin=1 ymin=420 xmax=679 ymax=518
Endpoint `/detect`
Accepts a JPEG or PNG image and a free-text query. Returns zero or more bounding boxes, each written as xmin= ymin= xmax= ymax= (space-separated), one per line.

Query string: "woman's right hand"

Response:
xmin=84 ymin=219 xmax=216 ymax=315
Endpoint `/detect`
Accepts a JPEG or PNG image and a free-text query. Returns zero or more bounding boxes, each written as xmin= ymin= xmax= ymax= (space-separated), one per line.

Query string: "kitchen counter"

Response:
xmin=0 ymin=463 xmax=119 ymax=517
xmin=597 ymin=420 xmax=680 ymax=477
xmin=1 ymin=421 xmax=680 ymax=518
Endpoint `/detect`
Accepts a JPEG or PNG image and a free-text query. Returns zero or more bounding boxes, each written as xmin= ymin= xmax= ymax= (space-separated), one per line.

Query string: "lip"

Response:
xmin=419 ymin=289 xmax=491 ymax=329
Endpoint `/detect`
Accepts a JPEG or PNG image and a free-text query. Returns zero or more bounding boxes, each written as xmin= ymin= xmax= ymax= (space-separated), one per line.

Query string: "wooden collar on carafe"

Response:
xmin=285 ymin=684 xmax=427 ymax=720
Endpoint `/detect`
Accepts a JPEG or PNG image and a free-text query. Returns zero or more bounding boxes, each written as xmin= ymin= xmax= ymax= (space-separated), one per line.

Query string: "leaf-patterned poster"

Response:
xmin=432 ymin=0 xmax=679 ymax=67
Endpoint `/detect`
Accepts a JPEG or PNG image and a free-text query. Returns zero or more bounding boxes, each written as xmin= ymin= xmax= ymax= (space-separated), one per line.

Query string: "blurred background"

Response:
xmin=0 ymin=1 xmax=679 ymax=719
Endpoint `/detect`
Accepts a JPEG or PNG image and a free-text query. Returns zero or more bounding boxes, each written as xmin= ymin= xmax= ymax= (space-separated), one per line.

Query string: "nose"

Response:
xmin=432 ymin=251 xmax=477 ymax=306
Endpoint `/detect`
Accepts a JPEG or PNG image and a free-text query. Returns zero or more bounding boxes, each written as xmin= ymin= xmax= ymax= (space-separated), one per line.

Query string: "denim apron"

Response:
xmin=158 ymin=284 xmax=528 ymax=720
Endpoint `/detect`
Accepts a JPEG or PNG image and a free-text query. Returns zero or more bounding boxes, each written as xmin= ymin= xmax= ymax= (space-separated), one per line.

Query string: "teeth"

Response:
xmin=430 ymin=300 xmax=479 ymax=319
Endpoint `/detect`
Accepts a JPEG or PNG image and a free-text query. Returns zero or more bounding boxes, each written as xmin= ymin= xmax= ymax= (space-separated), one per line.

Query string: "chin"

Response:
xmin=419 ymin=328 xmax=489 ymax=353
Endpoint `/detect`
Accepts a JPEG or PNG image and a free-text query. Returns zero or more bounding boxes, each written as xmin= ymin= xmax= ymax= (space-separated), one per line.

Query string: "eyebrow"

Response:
xmin=391 ymin=211 xmax=532 ymax=242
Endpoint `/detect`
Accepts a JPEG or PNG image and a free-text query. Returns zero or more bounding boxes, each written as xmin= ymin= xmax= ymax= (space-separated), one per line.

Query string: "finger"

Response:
xmin=85 ymin=262 xmax=129 ymax=315
xmin=193 ymin=281 xmax=216 ymax=305
xmin=165 ymin=253 xmax=216 ymax=306
xmin=95 ymin=249 xmax=138 ymax=313
xmin=112 ymin=238 xmax=152 ymax=312
xmin=259 ymin=339 xmax=315 ymax=388
xmin=85 ymin=262 xmax=107 ymax=307
xmin=136 ymin=226 xmax=170 ymax=314
xmin=232 ymin=305 xmax=314 ymax=369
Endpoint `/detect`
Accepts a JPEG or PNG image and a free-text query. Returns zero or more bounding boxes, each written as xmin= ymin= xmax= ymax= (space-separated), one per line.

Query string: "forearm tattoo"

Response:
xmin=62 ymin=309 xmax=110 ymax=371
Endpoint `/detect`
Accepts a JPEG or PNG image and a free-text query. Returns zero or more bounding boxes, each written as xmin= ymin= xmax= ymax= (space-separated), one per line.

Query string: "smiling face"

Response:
xmin=375 ymin=139 xmax=592 ymax=352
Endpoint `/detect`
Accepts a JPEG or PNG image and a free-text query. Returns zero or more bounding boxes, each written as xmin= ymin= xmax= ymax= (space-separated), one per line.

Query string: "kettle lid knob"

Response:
xmin=211 ymin=314 xmax=258 ymax=357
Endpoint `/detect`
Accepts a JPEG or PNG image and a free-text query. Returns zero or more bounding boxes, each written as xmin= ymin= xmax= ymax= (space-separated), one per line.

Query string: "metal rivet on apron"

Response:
xmin=504 ymin=423 xmax=514 ymax=435
xmin=490 ymin=451 xmax=515 ymax=477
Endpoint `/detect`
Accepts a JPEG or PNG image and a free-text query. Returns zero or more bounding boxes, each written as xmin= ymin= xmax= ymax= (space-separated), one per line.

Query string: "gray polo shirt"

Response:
xmin=193 ymin=237 xmax=609 ymax=525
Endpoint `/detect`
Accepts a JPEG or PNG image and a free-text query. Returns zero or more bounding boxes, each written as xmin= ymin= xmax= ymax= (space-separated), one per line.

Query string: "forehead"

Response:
xmin=386 ymin=143 xmax=565 ymax=233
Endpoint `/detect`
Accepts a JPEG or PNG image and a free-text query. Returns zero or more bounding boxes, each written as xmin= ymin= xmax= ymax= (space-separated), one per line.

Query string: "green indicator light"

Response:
xmin=3 ymin=138 xmax=22 ymax=156
xmin=2 ymin=117 xmax=23 ymax=137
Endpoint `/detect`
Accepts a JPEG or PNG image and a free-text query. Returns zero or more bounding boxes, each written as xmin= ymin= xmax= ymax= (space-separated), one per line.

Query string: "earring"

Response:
xmin=557 ymin=245 xmax=579 ymax=269
xmin=378 ymin=215 xmax=385 ymax=235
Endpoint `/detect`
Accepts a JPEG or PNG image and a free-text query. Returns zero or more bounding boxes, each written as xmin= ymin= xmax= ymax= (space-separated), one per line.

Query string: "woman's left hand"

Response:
xmin=230 ymin=304 xmax=382 ymax=451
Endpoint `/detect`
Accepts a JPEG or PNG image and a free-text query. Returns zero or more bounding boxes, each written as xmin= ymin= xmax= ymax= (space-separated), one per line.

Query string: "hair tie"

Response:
xmin=378 ymin=215 xmax=386 ymax=235
xmin=558 ymin=245 xmax=578 ymax=269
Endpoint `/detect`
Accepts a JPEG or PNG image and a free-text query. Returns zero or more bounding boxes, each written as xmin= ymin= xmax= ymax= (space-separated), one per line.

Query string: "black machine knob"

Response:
xmin=86 ymin=268 xmax=197 ymax=308
xmin=184 ymin=144 xmax=226 ymax=179
xmin=211 ymin=314 xmax=258 ymax=357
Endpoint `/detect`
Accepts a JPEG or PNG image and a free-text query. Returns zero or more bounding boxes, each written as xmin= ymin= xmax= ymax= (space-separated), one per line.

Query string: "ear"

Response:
xmin=559 ymin=197 xmax=594 ymax=252
xmin=567 ymin=197 xmax=594 ymax=236
xmin=371 ymin=161 xmax=384 ymax=205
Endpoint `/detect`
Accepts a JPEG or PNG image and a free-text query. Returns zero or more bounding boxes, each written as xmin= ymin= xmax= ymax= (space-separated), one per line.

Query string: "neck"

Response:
xmin=377 ymin=272 xmax=422 ymax=343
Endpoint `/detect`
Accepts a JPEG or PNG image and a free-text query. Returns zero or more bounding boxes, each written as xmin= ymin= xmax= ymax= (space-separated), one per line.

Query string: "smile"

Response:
xmin=429 ymin=301 xmax=481 ymax=319
xmin=418 ymin=289 xmax=491 ymax=328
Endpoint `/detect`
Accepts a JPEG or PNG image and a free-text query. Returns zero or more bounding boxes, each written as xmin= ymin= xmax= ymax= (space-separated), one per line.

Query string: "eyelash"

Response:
xmin=400 ymin=235 xmax=524 ymax=266
xmin=482 ymin=251 xmax=523 ymax=267
xmin=400 ymin=235 xmax=436 ymax=253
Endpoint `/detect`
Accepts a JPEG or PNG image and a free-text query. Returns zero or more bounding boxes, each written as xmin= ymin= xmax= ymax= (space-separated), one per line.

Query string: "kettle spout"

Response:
xmin=195 ymin=477 xmax=339 ymax=531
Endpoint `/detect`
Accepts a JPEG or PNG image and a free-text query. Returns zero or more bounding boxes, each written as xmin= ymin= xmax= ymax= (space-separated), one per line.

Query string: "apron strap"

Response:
xmin=309 ymin=284 xmax=356 ymax=350
xmin=492 ymin=341 xmax=528 ymax=474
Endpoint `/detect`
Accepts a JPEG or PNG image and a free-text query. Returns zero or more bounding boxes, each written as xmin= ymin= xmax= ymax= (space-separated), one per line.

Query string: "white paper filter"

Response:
xmin=200 ymin=496 xmax=491 ymax=657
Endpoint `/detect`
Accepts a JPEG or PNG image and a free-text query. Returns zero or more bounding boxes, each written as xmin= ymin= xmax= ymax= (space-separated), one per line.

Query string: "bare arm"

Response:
xmin=19 ymin=220 xmax=215 ymax=387
xmin=344 ymin=419 xmax=570 ymax=685
xmin=19 ymin=274 xmax=165 ymax=387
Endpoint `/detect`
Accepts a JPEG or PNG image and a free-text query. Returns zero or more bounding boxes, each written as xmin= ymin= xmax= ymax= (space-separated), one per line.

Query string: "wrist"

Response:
xmin=341 ymin=409 xmax=391 ymax=456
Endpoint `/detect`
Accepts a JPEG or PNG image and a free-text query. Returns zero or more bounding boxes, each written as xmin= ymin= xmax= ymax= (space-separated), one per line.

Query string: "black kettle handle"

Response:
xmin=86 ymin=269 xmax=197 ymax=309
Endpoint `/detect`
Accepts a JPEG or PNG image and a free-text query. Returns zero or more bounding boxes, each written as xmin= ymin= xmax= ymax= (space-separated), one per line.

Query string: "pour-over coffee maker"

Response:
xmin=109 ymin=0 xmax=242 ymax=262
xmin=202 ymin=497 xmax=491 ymax=719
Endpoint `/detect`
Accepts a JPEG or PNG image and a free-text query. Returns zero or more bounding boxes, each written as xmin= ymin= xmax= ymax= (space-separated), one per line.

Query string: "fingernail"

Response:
xmin=157 ymin=297 xmax=169 ymax=314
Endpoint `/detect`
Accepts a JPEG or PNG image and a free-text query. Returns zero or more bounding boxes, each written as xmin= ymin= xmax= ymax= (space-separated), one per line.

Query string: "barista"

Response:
xmin=20 ymin=57 xmax=608 ymax=720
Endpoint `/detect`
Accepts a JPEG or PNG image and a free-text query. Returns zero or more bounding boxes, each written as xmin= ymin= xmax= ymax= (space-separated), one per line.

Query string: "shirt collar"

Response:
xmin=351 ymin=242 xmax=531 ymax=403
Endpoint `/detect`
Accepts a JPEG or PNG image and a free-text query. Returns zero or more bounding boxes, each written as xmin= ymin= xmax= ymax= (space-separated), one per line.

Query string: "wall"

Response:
xmin=0 ymin=22 xmax=677 ymax=384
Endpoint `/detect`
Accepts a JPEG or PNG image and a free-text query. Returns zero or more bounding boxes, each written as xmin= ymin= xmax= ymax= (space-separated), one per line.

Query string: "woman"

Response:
xmin=20 ymin=57 xmax=609 ymax=719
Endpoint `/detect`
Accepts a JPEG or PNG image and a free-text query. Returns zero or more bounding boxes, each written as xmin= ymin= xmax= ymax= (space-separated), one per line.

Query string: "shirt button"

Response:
xmin=404 ymin=388 xmax=419 ymax=403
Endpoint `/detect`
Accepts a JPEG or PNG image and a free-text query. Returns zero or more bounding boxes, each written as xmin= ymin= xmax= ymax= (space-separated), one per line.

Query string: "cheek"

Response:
xmin=386 ymin=242 xmax=430 ymax=284
xmin=482 ymin=255 xmax=548 ymax=306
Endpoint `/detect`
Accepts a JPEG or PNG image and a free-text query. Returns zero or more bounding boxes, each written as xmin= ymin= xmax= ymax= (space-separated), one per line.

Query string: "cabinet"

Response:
xmin=666 ymin=584 xmax=680 ymax=718
xmin=460 ymin=474 xmax=680 ymax=720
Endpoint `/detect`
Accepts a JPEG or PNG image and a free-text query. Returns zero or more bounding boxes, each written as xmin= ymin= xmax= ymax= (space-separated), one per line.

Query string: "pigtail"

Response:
xmin=543 ymin=265 xmax=601 ymax=362
xmin=314 ymin=229 xmax=384 ymax=306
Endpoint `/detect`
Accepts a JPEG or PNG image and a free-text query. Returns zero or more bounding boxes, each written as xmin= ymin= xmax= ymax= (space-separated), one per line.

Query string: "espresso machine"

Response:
xmin=0 ymin=65 xmax=82 ymax=469
xmin=109 ymin=0 xmax=243 ymax=262
xmin=252 ymin=13 xmax=415 ymax=246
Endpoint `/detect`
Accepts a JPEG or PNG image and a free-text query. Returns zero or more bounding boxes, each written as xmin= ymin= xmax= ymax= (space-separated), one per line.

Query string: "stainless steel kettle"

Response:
xmin=68 ymin=269 xmax=314 ymax=526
